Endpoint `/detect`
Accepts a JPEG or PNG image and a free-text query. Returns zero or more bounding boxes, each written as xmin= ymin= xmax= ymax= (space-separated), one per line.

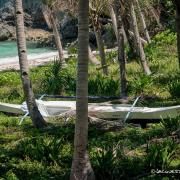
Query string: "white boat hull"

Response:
xmin=36 ymin=100 xmax=180 ymax=120
xmin=0 ymin=102 xmax=24 ymax=114
xmin=88 ymin=105 xmax=180 ymax=119
xmin=1 ymin=100 xmax=180 ymax=120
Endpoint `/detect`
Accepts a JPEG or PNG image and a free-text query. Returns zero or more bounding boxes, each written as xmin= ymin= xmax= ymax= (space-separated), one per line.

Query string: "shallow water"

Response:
xmin=0 ymin=41 xmax=56 ymax=64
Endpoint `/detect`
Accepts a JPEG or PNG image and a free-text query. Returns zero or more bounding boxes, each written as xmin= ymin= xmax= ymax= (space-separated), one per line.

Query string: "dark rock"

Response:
xmin=102 ymin=24 xmax=116 ymax=48
xmin=89 ymin=30 xmax=97 ymax=49
xmin=0 ymin=0 xmax=46 ymax=28
xmin=61 ymin=15 xmax=78 ymax=40
xmin=0 ymin=1 xmax=15 ymax=26
xmin=31 ymin=8 xmax=47 ymax=29
xmin=0 ymin=23 xmax=13 ymax=41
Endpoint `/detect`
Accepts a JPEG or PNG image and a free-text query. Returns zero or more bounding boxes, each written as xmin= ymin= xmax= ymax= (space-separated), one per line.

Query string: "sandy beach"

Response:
xmin=0 ymin=51 xmax=70 ymax=71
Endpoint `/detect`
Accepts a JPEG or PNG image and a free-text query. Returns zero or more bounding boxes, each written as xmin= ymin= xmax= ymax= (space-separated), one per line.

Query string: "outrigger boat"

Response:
xmin=0 ymin=100 xmax=180 ymax=121
xmin=0 ymin=102 xmax=24 ymax=114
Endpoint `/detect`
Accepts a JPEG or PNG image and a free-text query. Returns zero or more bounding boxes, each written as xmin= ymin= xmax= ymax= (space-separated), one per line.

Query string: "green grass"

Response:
xmin=0 ymin=115 xmax=179 ymax=179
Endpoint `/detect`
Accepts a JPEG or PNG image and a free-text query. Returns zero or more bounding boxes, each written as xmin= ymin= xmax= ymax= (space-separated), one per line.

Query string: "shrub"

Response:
xmin=150 ymin=30 xmax=176 ymax=46
xmin=168 ymin=80 xmax=180 ymax=98
xmin=106 ymin=51 xmax=117 ymax=63
xmin=128 ymin=74 xmax=153 ymax=95
xmin=160 ymin=117 xmax=180 ymax=135
xmin=8 ymin=89 xmax=22 ymax=101
xmin=42 ymin=59 xmax=76 ymax=95
xmin=90 ymin=142 xmax=144 ymax=180
xmin=5 ymin=170 xmax=18 ymax=180
xmin=88 ymin=73 xmax=119 ymax=96
xmin=15 ymin=136 xmax=72 ymax=165
xmin=0 ymin=72 xmax=20 ymax=86
xmin=146 ymin=138 xmax=177 ymax=170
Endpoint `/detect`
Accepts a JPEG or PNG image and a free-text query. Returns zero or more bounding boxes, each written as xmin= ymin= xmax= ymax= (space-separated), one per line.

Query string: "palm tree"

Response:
xmin=90 ymin=0 xmax=109 ymax=75
xmin=135 ymin=0 xmax=151 ymax=43
xmin=114 ymin=0 xmax=127 ymax=97
xmin=88 ymin=45 xmax=100 ymax=65
xmin=15 ymin=0 xmax=47 ymax=128
xmin=129 ymin=0 xmax=151 ymax=75
xmin=70 ymin=0 xmax=95 ymax=179
xmin=42 ymin=0 xmax=64 ymax=62
xmin=107 ymin=0 xmax=127 ymax=43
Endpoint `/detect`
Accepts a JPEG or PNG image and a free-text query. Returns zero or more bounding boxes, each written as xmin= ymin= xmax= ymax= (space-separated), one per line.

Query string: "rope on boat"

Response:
xmin=124 ymin=96 xmax=141 ymax=123
xmin=19 ymin=94 xmax=47 ymax=125
xmin=36 ymin=94 xmax=120 ymax=100
xmin=19 ymin=94 xmax=140 ymax=125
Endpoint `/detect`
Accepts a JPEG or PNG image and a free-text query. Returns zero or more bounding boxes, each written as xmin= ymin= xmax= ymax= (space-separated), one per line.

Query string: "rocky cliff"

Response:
xmin=0 ymin=0 xmax=79 ymax=47
xmin=0 ymin=0 xmax=115 ymax=48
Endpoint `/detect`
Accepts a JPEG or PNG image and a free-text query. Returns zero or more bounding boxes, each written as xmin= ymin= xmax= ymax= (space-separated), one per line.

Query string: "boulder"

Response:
xmin=31 ymin=7 xmax=47 ymax=29
xmin=0 ymin=1 xmax=15 ymax=26
xmin=0 ymin=23 xmax=14 ymax=41
xmin=0 ymin=0 xmax=45 ymax=28
xmin=61 ymin=15 xmax=78 ymax=40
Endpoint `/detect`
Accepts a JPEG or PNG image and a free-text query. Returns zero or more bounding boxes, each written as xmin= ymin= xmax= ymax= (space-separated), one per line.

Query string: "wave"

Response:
xmin=0 ymin=51 xmax=58 ymax=65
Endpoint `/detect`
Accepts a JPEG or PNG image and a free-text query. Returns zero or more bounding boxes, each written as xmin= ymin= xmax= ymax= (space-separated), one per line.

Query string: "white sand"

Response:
xmin=0 ymin=51 xmax=70 ymax=71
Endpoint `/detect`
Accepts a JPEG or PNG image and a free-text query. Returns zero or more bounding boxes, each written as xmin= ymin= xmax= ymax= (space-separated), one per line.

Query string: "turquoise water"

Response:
xmin=0 ymin=41 xmax=54 ymax=59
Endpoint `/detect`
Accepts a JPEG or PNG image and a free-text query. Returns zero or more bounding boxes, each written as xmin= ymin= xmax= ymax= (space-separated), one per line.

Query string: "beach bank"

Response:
xmin=0 ymin=51 xmax=59 ymax=71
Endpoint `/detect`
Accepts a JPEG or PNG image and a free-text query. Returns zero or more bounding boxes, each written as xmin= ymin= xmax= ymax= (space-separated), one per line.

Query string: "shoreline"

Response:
xmin=0 ymin=56 xmax=56 ymax=71
xmin=0 ymin=47 xmax=116 ymax=71
xmin=0 ymin=55 xmax=57 ymax=71
xmin=0 ymin=51 xmax=70 ymax=71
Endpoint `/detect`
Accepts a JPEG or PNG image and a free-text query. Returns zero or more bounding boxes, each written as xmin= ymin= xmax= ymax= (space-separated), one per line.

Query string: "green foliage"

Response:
xmin=0 ymin=72 xmax=20 ymax=86
xmin=67 ymin=45 xmax=78 ymax=54
xmin=15 ymin=136 xmax=72 ymax=165
xmin=160 ymin=117 xmax=180 ymax=135
xmin=8 ymin=89 xmax=22 ymax=101
xmin=151 ymin=30 xmax=176 ymax=46
xmin=5 ymin=170 xmax=18 ymax=180
xmin=88 ymin=73 xmax=119 ymax=96
xmin=168 ymin=80 xmax=180 ymax=98
xmin=103 ymin=24 xmax=116 ymax=48
xmin=128 ymin=74 xmax=153 ymax=95
xmin=42 ymin=59 xmax=76 ymax=95
xmin=145 ymin=30 xmax=178 ymax=76
xmin=146 ymin=138 xmax=177 ymax=170
xmin=106 ymin=51 xmax=117 ymax=63
xmin=91 ymin=143 xmax=120 ymax=179
xmin=90 ymin=142 xmax=144 ymax=180
xmin=0 ymin=114 xmax=179 ymax=180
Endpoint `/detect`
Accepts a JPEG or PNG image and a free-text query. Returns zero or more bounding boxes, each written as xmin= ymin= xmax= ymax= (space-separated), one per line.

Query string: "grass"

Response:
xmin=0 ymin=115 xmax=179 ymax=180
xmin=0 ymin=30 xmax=180 ymax=179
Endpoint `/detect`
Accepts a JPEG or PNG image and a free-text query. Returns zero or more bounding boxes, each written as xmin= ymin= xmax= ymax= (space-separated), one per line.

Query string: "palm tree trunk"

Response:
xmin=122 ymin=7 xmax=138 ymax=58
xmin=108 ymin=3 xmax=127 ymax=43
xmin=49 ymin=12 xmax=64 ymax=62
xmin=94 ymin=27 xmax=108 ymax=75
xmin=174 ymin=0 xmax=180 ymax=70
xmin=88 ymin=46 xmax=100 ymax=65
xmin=115 ymin=0 xmax=127 ymax=98
xmin=108 ymin=3 xmax=118 ymax=38
xmin=15 ymin=0 xmax=47 ymax=128
xmin=147 ymin=5 xmax=163 ymax=28
xmin=135 ymin=0 xmax=151 ymax=43
xmin=70 ymin=0 xmax=95 ymax=179
xmin=130 ymin=0 xmax=151 ymax=75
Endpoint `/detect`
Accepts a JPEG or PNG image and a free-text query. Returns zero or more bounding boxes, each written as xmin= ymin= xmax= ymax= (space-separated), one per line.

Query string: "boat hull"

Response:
xmin=1 ymin=100 xmax=180 ymax=121
xmin=37 ymin=100 xmax=180 ymax=120
xmin=0 ymin=102 xmax=24 ymax=114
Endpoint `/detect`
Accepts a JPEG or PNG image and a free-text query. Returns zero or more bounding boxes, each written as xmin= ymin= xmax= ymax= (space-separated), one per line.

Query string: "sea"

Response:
xmin=0 ymin=41 xmax=57 ymax=65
